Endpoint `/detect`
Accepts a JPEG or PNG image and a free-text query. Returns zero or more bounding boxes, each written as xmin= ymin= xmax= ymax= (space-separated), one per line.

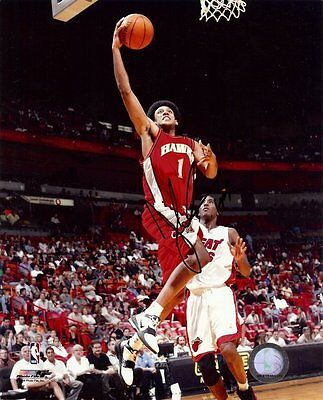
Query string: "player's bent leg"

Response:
xmin=198 ymin=353 xmax=228 ymax=400
xmin=130 ymin=238 xmax=209 ymax=353
xmin=153 ymin=237 xmax=210 ymax=311
xmin=160 ymin=289 xmax=185 ymax=322
xmin=219 ymin=342 xmax=257 ymax=400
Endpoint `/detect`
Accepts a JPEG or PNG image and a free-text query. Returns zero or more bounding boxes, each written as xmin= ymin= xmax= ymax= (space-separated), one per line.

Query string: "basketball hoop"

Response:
xmin=200 ymin=0 xmax=246 ymax=22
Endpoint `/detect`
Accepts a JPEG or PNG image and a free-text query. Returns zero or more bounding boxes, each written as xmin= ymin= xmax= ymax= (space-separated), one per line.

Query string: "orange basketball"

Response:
xmin=119 ymin=14 xmax=154 ymax=50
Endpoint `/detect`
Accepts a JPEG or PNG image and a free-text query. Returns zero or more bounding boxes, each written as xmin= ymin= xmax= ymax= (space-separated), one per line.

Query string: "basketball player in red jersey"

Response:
xmin=112 ymin=19 xmax=217 ymax=384
xmin=186 ymin=196 xmax=257 ymax=399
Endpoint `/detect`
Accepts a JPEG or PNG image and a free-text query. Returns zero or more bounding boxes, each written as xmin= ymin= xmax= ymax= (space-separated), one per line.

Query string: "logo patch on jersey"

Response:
xmin=191 ymin=337 xmax=203 ymax=352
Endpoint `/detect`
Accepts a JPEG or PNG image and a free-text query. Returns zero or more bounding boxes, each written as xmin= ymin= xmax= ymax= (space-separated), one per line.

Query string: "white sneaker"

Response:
xmin=130 ymin=313 xmax=160 ymax=354
xmin=115 ymin=340 xmax=137 ymax=386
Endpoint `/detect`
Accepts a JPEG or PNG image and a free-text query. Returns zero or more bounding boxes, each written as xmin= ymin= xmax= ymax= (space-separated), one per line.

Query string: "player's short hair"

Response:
xmin=147 ymin=100 xmax=181 ymax=123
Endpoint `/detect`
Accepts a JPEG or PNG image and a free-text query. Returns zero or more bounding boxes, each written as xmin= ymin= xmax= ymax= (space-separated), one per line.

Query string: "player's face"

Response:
xmin=199 ymin=196 xmax=218 ymax=220
xmin=154 ymin=106 xmax=177 ymax=129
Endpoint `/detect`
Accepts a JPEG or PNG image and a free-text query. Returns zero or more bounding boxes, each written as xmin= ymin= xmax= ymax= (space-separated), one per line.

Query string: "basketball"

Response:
xmin=119 ymin=14 xmax=154 ymax=50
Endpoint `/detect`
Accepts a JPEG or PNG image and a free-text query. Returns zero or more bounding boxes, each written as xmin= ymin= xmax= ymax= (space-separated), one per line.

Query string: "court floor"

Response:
xmin=182 ymin=376 xmax=323 ymax=400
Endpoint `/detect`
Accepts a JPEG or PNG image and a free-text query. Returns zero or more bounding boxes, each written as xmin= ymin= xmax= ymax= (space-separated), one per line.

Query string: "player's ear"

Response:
xmin=175 ymin=120 xmax=179 ymax=125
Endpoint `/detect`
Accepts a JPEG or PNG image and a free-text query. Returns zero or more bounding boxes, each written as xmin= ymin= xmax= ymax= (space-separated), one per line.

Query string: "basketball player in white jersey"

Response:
xmin=186 ymin=196 xmax=257 ymax=400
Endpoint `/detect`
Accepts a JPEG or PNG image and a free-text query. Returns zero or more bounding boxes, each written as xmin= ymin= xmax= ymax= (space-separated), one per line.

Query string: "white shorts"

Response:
xmin=186 ymin=285 xmax=242 ymax=361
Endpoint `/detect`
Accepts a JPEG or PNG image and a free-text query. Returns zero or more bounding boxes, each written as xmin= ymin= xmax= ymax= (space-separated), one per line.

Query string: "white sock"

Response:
xmin=145 ymin=301 xmax=163 ymax=317
xmin=128 ymin=333 xmax=142 ymax=351
xmin=238 ymin=382 xmax=249 ymax=391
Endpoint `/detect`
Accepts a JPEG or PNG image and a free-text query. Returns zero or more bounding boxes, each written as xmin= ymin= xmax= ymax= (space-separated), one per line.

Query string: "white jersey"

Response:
xmin=187 ymin=225 xmax=235 ymax=292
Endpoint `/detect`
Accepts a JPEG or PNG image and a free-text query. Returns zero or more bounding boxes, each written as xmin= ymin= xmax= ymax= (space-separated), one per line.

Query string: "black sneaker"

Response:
xmin=237 ymin=386 xmax=258 ymax=400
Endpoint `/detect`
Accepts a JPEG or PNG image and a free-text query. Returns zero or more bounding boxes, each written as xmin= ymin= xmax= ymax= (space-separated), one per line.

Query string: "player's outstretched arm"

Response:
xmin=112 ymin=19 xmax=158 ymax=138
xmin=194 ymin=140 xmax=218 ymax=179
xmin=228 ymin=228 xmax=251 ymax=277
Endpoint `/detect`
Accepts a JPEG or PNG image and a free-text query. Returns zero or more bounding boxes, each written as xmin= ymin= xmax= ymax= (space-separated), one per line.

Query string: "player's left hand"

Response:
xmin=196 ymin=140 xmax=215 ymax=169
xmin=228 ymin=236 xmax=247 ymax=262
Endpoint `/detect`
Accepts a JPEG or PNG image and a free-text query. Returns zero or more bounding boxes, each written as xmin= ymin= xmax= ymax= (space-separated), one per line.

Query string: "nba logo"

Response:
xmin=30 ymin=343 xmax=40 ymax=364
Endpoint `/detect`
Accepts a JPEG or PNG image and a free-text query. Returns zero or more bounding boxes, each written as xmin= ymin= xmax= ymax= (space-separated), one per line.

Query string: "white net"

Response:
xmin=200 ymin=0 xmax=246 ymax=22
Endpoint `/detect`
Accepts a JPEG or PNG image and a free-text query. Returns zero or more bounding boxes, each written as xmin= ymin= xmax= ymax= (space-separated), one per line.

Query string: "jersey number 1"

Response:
xmin=177 ymin=158 xmax=184 ymax=179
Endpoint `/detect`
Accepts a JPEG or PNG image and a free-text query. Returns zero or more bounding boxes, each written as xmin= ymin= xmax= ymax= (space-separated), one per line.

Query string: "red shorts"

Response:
xmin=142 ymin=206 xmax=201 ymax=283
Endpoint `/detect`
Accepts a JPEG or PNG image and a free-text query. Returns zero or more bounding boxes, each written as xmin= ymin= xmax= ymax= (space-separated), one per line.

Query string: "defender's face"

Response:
xmin=154 ymin=106 xmax=177 ymax=129
xmin=199 ymin=196 xmax=217 ymax=220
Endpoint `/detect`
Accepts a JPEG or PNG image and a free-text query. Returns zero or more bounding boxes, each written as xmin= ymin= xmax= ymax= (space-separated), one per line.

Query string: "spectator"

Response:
xmin=173 ymin=335 xmax=191 ymax=357
xmin=0 ymin=316 xmax=16 ymax=337
xmin=245 ymin=310 xmax=260 ymax=325
xmin=66 ymin=344 xmax=98 ymax=400
xmin=44 ymin=346 xmax=84 ymax=400
xmin=27 ymin=322 xmax=39 ymax=342
xmin=0 ymin=347 xmax=16 ymax=392
xmin=82 ymin=306 xmax=96 ymax=326
xmin=135 ymin=348 xmax=159 ymax=400
xmin=281 ymin=282 xmax=293 ymax=299
xmin=82 ymin=279 xmax=102 ymax=302
xmin=274 ymin=294 xmax=289 ymax=311
xmin=15 ymin=277 xmax=32 ymax=297
xmin=257 ymin=289 xmax=268 ymax=303
xmin=30 ymin=277 xmax=41 ymax=300
xmin=35 ymin=332 xmax=47 ymax=356
xmin=0 ymin=289 xmax=10 ymax=314
xmin=267 ymin=330 xmax=286 ymax=346
xmin=286 ymin=307 xmax=298 ymax=324
xmin=31 ymin=315 xmax=47 ymax=335
xmin=50 ymin=214 xmax=61 ymax=235
xmin=243 ymin=288 xmax=257 ymax=305
xmin=254 ymin=332 xmax=267 ymax=347
xmin=297 ymin=327 xmax=313 ymax=344
xmin=7 ymin=209 xmax=20 ymax=226
xmin=10 ymin=346 xmax=64 ymax=399
xmin=19 ymin=255 xmax=32 ymax=277
xmin=87 ymin=341 xmax=128 ymax=400
xmin=68 ymin=304 xmax=84 ymax=343
xmin=34 ymin=291 xmax=54 ymax=312
xmin=59 ymin=287 xmax=73 ymax=309
xmin=52 ymin=336 xmax=69 ymax=360
xmin=11 ymin=332 xmax=27 ymax=353
xmin=314 ymin=327 xmax=323 ymax=343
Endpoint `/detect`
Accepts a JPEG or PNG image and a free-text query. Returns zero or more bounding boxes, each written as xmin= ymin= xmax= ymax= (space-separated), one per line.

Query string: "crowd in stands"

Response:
xmin=268 ymin=199 xmax=322 ymax=235
xmin=0 ymin=229 xmax=322 ymax=399
xmin=1 ymin=99 xmax=321 ymax=162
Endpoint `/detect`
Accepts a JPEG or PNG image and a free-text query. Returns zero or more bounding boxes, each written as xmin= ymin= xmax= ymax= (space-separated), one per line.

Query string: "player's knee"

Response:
xmin=220 ymin=342 xmax=238 ymax=364
xmin=198 ymin=353 xmax=220 ymax=387
xmin=188 ymin=247 xmax=210 ymax=271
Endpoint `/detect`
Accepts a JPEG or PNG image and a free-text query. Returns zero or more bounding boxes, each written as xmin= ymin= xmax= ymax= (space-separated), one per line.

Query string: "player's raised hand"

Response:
xmin=228 ymin=236 xmax=247 ymax=262
xmin=112 ymin=18 xmax=124 ymax=49
xmin=196 ymin=140 xmax=215 ymax=169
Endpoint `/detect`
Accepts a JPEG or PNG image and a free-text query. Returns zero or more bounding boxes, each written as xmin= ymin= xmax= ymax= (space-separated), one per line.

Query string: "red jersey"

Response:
xmin=142 ymin=129 xmax=195 ymax=214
